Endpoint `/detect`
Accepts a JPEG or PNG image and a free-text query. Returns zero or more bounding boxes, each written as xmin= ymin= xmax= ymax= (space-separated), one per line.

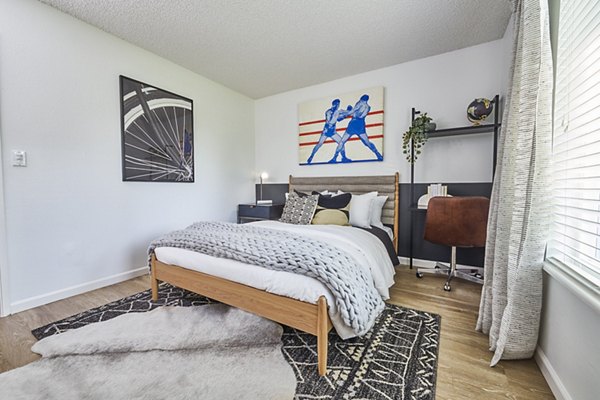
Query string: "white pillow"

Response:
xmin=370 ymin=195 xmax=388 ymax=228
xmin=349 ymin=191 xmax=378 ymax=228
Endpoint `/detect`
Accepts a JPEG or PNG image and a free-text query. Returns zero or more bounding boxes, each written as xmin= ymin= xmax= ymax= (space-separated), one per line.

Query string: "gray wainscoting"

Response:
xmin=255 ymin=182 xmax=492 ymax=267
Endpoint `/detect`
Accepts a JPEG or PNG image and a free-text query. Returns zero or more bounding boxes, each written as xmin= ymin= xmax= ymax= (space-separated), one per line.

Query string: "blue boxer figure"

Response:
xmin=306 ymin=99 xmax=352 ymax=164
xmin=329 ymin=94 xmax=383 ymax=163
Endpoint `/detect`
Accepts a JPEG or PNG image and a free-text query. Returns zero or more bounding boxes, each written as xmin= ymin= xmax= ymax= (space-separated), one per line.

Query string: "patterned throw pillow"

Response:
xmin=311 ymin=192 xmax=352 ymax=226
xmin=279 ymin=192 xmax=318 ymax=225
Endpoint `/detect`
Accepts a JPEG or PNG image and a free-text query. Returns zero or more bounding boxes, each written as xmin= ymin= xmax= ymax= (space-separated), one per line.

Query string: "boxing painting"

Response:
xmin=298 ymin=87 xmax=384 ymax=166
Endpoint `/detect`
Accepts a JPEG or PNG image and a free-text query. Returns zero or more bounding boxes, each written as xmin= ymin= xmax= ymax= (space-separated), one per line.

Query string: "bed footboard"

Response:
xmin=150 ymin=253 xmax=332 ymax=376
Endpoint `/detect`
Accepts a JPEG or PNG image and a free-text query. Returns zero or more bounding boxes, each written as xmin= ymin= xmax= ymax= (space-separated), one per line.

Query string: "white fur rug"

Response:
xmin=0 ymin=305 xmax=297 ymax=399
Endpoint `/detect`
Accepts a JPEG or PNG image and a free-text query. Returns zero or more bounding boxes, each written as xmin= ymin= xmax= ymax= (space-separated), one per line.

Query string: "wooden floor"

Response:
xmin=0 ymin=266 xmax=554 ymax=399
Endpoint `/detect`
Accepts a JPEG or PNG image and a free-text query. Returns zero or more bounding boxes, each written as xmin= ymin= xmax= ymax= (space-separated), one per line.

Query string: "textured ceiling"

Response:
xmin=39 ymin=0 xmax=511 ymax=99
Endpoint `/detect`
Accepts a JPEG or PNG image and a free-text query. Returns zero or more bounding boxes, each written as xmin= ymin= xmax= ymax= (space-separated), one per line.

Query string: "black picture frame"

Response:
xmin=119 ymin=75 xmax=194 ymax=182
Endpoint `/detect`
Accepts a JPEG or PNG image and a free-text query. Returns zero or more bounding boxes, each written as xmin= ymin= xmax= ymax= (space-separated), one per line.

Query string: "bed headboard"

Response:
xmin=288 ymin=173 xmax=399 ymax=251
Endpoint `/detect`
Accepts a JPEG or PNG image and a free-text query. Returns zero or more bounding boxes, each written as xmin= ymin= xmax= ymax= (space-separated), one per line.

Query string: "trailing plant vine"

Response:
xmin=402 ymin=113 xmax=433 ymax=164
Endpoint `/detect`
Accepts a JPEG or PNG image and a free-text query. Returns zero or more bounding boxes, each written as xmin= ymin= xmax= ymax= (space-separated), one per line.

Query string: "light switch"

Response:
xmin=12 ymin=150 xmax=27 ymax=167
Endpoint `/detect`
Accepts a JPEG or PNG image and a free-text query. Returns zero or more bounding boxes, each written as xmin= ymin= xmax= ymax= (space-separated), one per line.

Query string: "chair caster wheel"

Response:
xmin=416 ymin=272 xmax=423 ymax=278
xmin=443 ymin=284 xmax=451 ymax=291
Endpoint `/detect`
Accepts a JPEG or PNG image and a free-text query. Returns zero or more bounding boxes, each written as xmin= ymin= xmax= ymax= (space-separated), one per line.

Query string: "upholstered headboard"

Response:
xmin=288 ymin=173 xmax=399 ymax=251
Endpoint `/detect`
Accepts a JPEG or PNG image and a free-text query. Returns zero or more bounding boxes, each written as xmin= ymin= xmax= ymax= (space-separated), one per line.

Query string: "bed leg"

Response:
xmin=151 ymin=254 xmax=159 ymax=301
xmin=317 ymin=296 xmax=328 ymax=376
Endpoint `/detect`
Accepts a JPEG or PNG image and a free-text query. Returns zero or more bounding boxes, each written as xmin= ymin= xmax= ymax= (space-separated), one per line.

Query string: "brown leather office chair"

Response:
xmin=416 ymin=196 xmax=490 ymax=291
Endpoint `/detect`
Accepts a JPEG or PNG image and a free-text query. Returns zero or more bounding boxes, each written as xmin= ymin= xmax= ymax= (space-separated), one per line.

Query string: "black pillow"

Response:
xmin=311 ymin=191 xmax=352 ymax=208
xmin=294 ymin=189 xmax=310 ymax=197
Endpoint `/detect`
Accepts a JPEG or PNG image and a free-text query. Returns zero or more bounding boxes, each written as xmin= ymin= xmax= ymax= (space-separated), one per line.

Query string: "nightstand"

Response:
xmin=237 ymin=203 xmax=284 ymax=223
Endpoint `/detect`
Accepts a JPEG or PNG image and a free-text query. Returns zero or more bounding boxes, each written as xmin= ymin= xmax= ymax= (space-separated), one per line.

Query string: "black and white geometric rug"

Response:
xmin=32 ymin=284 xmax=441 ymax=400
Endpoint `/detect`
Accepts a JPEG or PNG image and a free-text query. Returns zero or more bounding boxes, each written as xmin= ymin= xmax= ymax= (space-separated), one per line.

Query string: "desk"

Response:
xmin=404 ymin=184 xmax=492 ymax=269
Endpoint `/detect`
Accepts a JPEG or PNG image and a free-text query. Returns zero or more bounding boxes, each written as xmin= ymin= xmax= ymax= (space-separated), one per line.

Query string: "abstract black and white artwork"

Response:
xmin=120 ymin=76 xmax=194 ymax=182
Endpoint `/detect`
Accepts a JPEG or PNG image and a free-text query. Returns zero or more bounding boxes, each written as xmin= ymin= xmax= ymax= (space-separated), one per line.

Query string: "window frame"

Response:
xmin=544 ymin=0 xmax=600 ymax=312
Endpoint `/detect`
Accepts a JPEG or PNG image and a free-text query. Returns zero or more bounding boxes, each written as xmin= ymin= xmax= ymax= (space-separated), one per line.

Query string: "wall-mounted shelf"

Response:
xmin=427 ymin=123 xmax=500 ymax=138
xmin=407 ymin=95 xmax=501 ymax=268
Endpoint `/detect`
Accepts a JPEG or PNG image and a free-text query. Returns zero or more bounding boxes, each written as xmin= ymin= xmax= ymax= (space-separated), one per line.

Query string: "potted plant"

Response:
xmin=402 ymin=113 xmax=434 ymax=164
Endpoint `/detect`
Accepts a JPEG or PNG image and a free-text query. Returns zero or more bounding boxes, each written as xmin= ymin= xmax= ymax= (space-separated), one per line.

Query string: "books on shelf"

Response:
xmin=427 ymin=183 xmax=447 ymax=197
xmin=418 ymin=184 xmax=450 ymax=209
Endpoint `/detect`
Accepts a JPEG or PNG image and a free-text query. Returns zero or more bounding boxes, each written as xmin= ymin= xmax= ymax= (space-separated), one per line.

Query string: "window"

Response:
xmin=547 ymin=0 xmax=600 ymax=290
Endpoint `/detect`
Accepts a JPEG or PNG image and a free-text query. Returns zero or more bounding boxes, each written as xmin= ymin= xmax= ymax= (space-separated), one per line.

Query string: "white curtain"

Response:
xmin=476 ymin=0 xmax=553 ymax=366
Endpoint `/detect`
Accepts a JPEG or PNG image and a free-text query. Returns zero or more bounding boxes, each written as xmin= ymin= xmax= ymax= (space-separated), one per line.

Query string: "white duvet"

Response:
xmin=154 ymin=220 xmax=395 ymax=339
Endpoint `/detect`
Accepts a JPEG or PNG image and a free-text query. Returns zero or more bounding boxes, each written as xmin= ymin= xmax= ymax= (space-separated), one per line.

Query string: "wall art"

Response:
xmin=120 ymin=76 xmax=194 ymax=182
xmin=298 ymin=87 xmax=384 ymax=165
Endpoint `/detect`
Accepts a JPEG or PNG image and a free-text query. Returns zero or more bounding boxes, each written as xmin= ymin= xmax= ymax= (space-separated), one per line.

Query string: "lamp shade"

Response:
xmin=260 ymin=172 xmax=269 ymax=181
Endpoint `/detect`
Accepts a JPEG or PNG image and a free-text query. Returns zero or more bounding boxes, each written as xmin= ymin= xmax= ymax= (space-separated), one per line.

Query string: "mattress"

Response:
xmin=154 ymin=220 xmax=395 ymax=339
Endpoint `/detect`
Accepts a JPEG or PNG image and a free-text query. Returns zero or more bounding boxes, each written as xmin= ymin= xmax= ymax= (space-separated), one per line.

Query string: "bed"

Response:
xmin=150 ymin=173 xmax=399 ymax=376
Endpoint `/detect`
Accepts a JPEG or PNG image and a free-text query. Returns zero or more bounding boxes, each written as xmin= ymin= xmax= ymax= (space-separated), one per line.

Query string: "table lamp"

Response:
xmin=257 ymin=172 xmax=272 ymax=205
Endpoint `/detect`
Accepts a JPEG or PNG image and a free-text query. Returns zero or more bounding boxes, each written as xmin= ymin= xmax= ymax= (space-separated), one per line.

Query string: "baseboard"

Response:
xmin=535 ymin=346 xmax=572 ymax=400
xmin=398 ymin=256 xmax=479 ymax=270
xmin=9 ymin=267 xmax=148 ymax=314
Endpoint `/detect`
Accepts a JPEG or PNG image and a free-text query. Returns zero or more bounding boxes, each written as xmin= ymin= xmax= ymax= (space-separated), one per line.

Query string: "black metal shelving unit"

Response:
xmin=408 ymin=94 xmax=501 ymax=269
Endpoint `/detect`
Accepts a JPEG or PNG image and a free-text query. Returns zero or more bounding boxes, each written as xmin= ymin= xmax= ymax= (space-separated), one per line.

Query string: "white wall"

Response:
xmin=255 ymin=39 xmax=511 ymax=184
xmin=537 ymin=272 xmax=600 ymax=400
xmin=0 ymin=0 xmax=255 ymax=312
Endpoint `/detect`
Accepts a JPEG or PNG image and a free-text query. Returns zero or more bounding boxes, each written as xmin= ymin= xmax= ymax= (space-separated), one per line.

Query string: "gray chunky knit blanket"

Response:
xmin=148 ymin=222 xmax=385 ymax=336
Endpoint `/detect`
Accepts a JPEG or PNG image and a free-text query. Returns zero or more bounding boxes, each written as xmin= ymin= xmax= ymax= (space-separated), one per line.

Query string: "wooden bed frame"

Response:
xmin=150 ymin=173 xmax=399 ymax=376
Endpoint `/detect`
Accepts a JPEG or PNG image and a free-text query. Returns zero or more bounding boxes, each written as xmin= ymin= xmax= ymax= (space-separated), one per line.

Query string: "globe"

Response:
xmin=467 ymin=98 xmax=493 ymax=125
